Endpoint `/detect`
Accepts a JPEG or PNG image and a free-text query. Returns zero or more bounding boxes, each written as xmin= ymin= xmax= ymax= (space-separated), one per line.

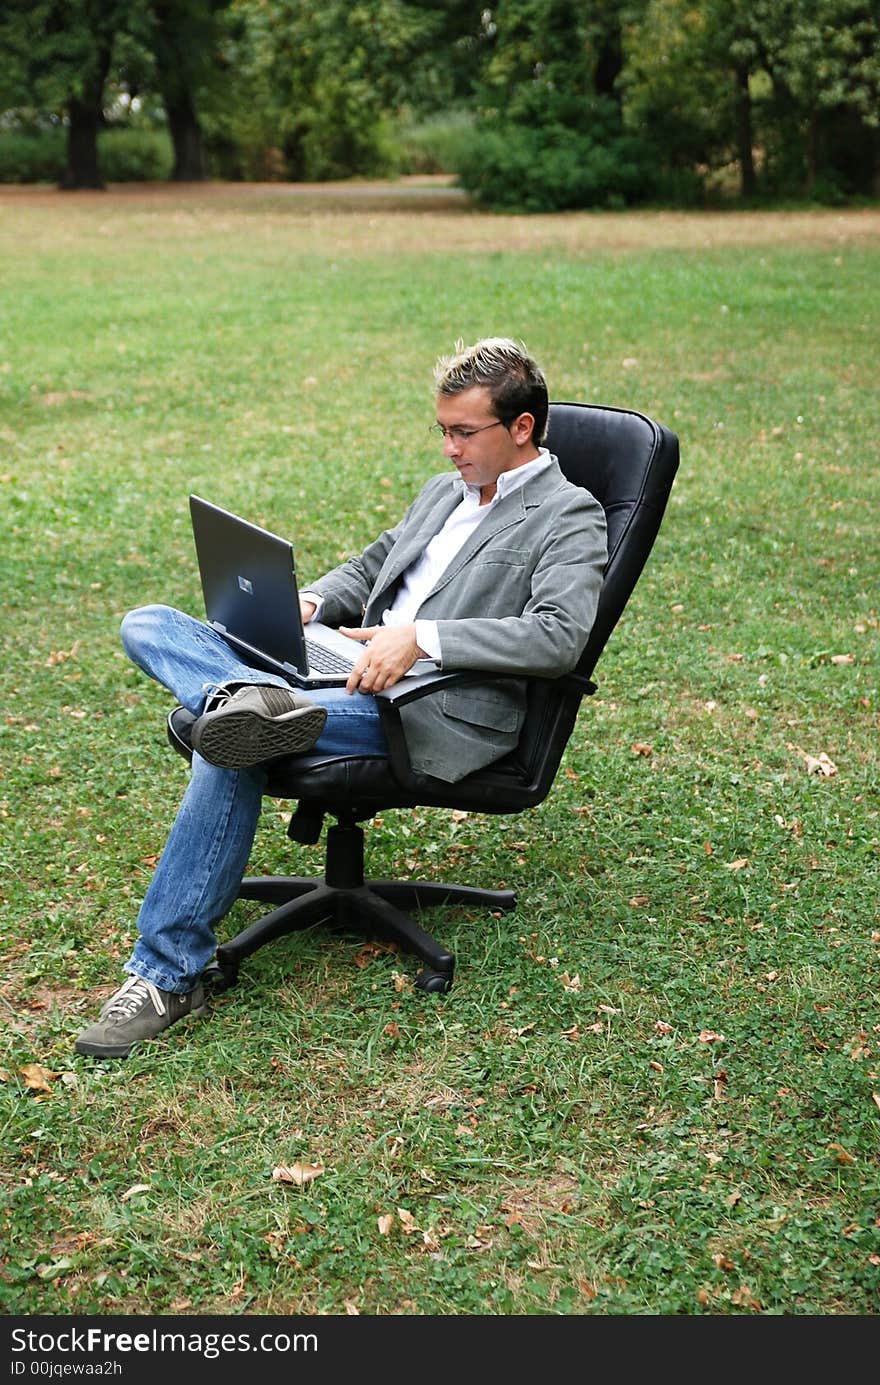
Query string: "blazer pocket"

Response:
xmin=479 ymin=546 xmax=530 ymax=567
xmin=441 ymin=687 xmax=521 ymax=733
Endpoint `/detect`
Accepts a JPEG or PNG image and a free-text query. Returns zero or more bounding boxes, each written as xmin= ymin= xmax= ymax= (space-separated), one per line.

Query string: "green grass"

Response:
xmin=0 ymin=187 xmax=878 ymax=1316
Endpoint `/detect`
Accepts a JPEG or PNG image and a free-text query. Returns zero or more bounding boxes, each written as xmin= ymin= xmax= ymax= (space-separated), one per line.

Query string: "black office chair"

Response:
xmin=167 ymin=403 xmax=679 ymax=993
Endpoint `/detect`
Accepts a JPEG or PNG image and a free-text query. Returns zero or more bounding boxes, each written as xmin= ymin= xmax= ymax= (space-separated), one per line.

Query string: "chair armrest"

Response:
xmin=373 ymin=668 xmax=596 ymax=787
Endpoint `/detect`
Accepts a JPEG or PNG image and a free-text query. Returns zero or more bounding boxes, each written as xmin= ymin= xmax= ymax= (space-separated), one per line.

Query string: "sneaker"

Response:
xmin=190 ymin=684 xmax=327 ymax=769
xmin=74 ymin=975 xmax=207 ymax=1059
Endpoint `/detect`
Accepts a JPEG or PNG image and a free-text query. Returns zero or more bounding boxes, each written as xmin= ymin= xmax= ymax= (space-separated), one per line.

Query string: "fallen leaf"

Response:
xmin=383 ymin=1022 xmax=401 ymax=1039
xmin=631 ymin=742 xmax=653 ymax=756
xmin=804 ymin=752 xmax=838 ymax=776
xmin=397 ymin=1208 xmax=418 ymax=1234
xmin=272 ymin=1162 xmax=324 ymax=1186
xmin=391 ymin=971 xmax=410 ymax=993
xmin=120 ymin=1184 xmax=151 ymax=1202
xmin=872 ymin=1094 xmax=880 ymax=1111
xmin=827 ymin=1143 xmax=856 ymax=1164
xmin=724 ymin=858 xmax=750 ymax=871
xmin=560 ymin=971 xmax=581 ymax=992
xmin=713 ymin=1252 xmax=735 ymax=1271
xmin=698 ymin=1030 xmax=725 ymax=1043
xmin=344 ymin=1299 xmax=360 ymax=1315
xmin=830 ymin=653 xmax=854 ymax=665
xmin=731 ymin=1284 xmax=762 ymax=1311
xmin=20 ymin=1063 xmax=59 ymax=1094
xmin=649 ymin=1061 xmax=664 ymax=1073
xmin=377 ymin=1213 xmax=394 ymax=1236
xmin=788 ymin=743 xmax=839 ymax=776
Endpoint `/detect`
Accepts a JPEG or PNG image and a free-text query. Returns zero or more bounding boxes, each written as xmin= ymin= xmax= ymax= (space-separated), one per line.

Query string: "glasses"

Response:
xmin=430 ymin=419 xmax=507 ymax=444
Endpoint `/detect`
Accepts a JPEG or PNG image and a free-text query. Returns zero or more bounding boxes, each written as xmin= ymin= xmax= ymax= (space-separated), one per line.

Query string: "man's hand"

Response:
xmin=340 ymin=624 xmax=424 ymax=694
xmin=300 ymin=599 xmax=318 ymax=624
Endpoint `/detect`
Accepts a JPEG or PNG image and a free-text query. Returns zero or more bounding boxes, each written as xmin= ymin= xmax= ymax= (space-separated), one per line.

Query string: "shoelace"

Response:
xmin=105 ymin=976 xmax=166 ymax=1019
xmin=201 ymin=681 xmax=233 ymax=711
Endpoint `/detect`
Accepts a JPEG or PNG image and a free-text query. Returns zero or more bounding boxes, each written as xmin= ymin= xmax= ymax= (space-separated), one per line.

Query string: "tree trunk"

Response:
xmin=734 ymin=63 xmax=756 ymax=198
xmin=150 ymin=2 xmax=208 ymax=182
xmin=60 ymin=97 xmax=104 ymax=189
xmin=59 ymin=38 xmax=113 ymax=190
xmin=165 ymin=93 xmax=207 ymax=181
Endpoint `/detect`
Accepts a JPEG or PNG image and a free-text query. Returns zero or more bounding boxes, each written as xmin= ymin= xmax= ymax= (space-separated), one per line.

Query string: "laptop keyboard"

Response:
xmin=305 ymin=638 xmax=355 ymax=675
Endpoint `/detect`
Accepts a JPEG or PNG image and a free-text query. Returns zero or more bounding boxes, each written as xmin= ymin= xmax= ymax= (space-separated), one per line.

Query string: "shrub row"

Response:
xmin=0 ymin=128 xmax=173 ymax=184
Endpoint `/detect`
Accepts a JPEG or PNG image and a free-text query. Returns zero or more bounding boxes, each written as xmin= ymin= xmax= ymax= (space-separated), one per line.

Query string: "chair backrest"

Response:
xmin=500 ymin=402 xmax=679 ymax=800
xmin=546 ymin=402 xmax=680 ymax=679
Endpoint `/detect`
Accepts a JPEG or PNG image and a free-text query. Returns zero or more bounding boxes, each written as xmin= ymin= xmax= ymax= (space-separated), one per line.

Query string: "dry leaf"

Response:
xmin=731 ymin=1284 xmax=762 ymax=1311
xmin=698 ymin=1030 xmax=725 ymax=1043
xmin=272 ymin=1162 xmax=324 ymax=1186
xmin=872 ymin=1094 xmax=880 ymax=1111
xmin=120 ymin=1184 xmax=151 ymax=1202
xmin=631 ymin=742 xmax=653 ymax=756
xmin=713 ymin=1252 xmax=735 ymax=1271
xmin=827 ymin=1143 xmax=856 ymax=1164
xmin=20 ymin=1063 xmax=59 ymax=1094
xmin=560 ymin=971 xmax=581 ymax=992
xmin=344 ymin=1299 xmax=360 ymax=1315
xmin=724 ymin=858 xmax=749 ymax=871
xmin=377 ymin=1213 xmax=394 ymax=1236
xmin=649 ymin=1061 xmax=664 ymax=1073
xmin=391 ymin=971 xmax=410 ymax=993
xmin=804 ymin=752 xmax=838 ymax=776
xmin=830 ymin=653 xmax=855 ymax=665
xmin=397 ymin=1208 xmax=417 ymax=1234
xmin=383 ymin=1021 xmax=401 ymax=1039
xmin=789 ymin=743 xmax=839 ymax=776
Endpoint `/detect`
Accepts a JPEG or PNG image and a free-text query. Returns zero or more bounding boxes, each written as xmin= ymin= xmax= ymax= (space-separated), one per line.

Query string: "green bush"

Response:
xmin=98 ymin=128 xmax=174 ymax=182
xmin=0 ymin=126 xmax=173 ymax=184
xmin=0 ymin=128 xmax=65 ymax=183
xmin=456 ymin=120 xmax=664 ymax=212
xmin=393 ymin=109 xmax=475 ymax=175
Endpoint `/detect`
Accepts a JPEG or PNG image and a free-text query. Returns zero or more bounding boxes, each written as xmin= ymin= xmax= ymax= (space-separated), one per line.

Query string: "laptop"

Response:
xmin=189 ymin=494 xmax=429 ymax=688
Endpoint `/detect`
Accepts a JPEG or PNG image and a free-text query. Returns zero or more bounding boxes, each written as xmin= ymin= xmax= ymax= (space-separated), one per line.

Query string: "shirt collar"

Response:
xmin=458 ymin=447 xmax=554 ymax=502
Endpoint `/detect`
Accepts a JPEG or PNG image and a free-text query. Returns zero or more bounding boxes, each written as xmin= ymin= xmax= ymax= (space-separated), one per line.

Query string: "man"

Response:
xmin=75 ymin=338 xmax=607 ymax=1059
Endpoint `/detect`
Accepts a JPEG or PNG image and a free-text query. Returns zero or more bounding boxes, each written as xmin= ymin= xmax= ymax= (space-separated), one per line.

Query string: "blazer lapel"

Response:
xmin=424 ymin=459 xmax=566 ymax=599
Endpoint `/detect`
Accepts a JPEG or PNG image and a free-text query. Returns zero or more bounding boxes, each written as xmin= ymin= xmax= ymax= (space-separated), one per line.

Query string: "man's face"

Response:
xmin=434 ymin=385 xmax=536 ymax=497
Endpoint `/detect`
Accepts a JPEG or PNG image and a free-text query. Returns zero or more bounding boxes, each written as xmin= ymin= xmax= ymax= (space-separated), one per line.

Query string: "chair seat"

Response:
xmin=168 ymin=705 xmax=558 ymax=820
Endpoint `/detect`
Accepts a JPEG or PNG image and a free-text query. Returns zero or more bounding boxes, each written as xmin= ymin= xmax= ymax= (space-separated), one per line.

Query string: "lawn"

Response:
xmin=0 ymin=184 xmax=878 ymax=1317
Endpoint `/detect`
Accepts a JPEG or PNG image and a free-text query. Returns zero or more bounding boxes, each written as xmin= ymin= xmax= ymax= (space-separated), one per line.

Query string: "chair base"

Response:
xmin=205 ymin=819 xmax=517 ymax=994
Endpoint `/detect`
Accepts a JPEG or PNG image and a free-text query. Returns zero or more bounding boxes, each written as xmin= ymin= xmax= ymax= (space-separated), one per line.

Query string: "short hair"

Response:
xmin=434 ymin=337 xmax=549 ymax=444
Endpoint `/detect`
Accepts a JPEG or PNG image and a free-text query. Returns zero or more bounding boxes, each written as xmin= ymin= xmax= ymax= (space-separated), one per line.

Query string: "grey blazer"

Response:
xmin=311 ymin=458 xmax=607 ymax=782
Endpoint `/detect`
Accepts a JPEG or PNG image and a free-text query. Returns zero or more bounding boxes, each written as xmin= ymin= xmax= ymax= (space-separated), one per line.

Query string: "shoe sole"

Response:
xmin=74 ymin=1001 xmax=208 ymax=1060
xmin=191 ymin=705 xmax=327 ymax=770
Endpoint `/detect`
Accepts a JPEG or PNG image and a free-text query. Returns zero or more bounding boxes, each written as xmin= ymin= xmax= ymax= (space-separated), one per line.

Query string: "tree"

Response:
xmin=0 ymin=0 xmax=127 ymax=188
xmin=145 ymin=0 xmax=233 ymax=180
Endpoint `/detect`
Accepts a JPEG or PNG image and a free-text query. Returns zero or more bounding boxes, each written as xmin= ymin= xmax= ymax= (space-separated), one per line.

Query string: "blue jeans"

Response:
xmin=119 ymin=604 xmax=388 ymax=992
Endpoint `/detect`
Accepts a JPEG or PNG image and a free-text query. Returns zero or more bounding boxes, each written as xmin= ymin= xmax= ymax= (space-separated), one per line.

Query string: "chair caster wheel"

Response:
xmin=415 ymin=969 xmax=453 ymax=994
xmin=202 ymin=959 xmax=238 ymax=992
